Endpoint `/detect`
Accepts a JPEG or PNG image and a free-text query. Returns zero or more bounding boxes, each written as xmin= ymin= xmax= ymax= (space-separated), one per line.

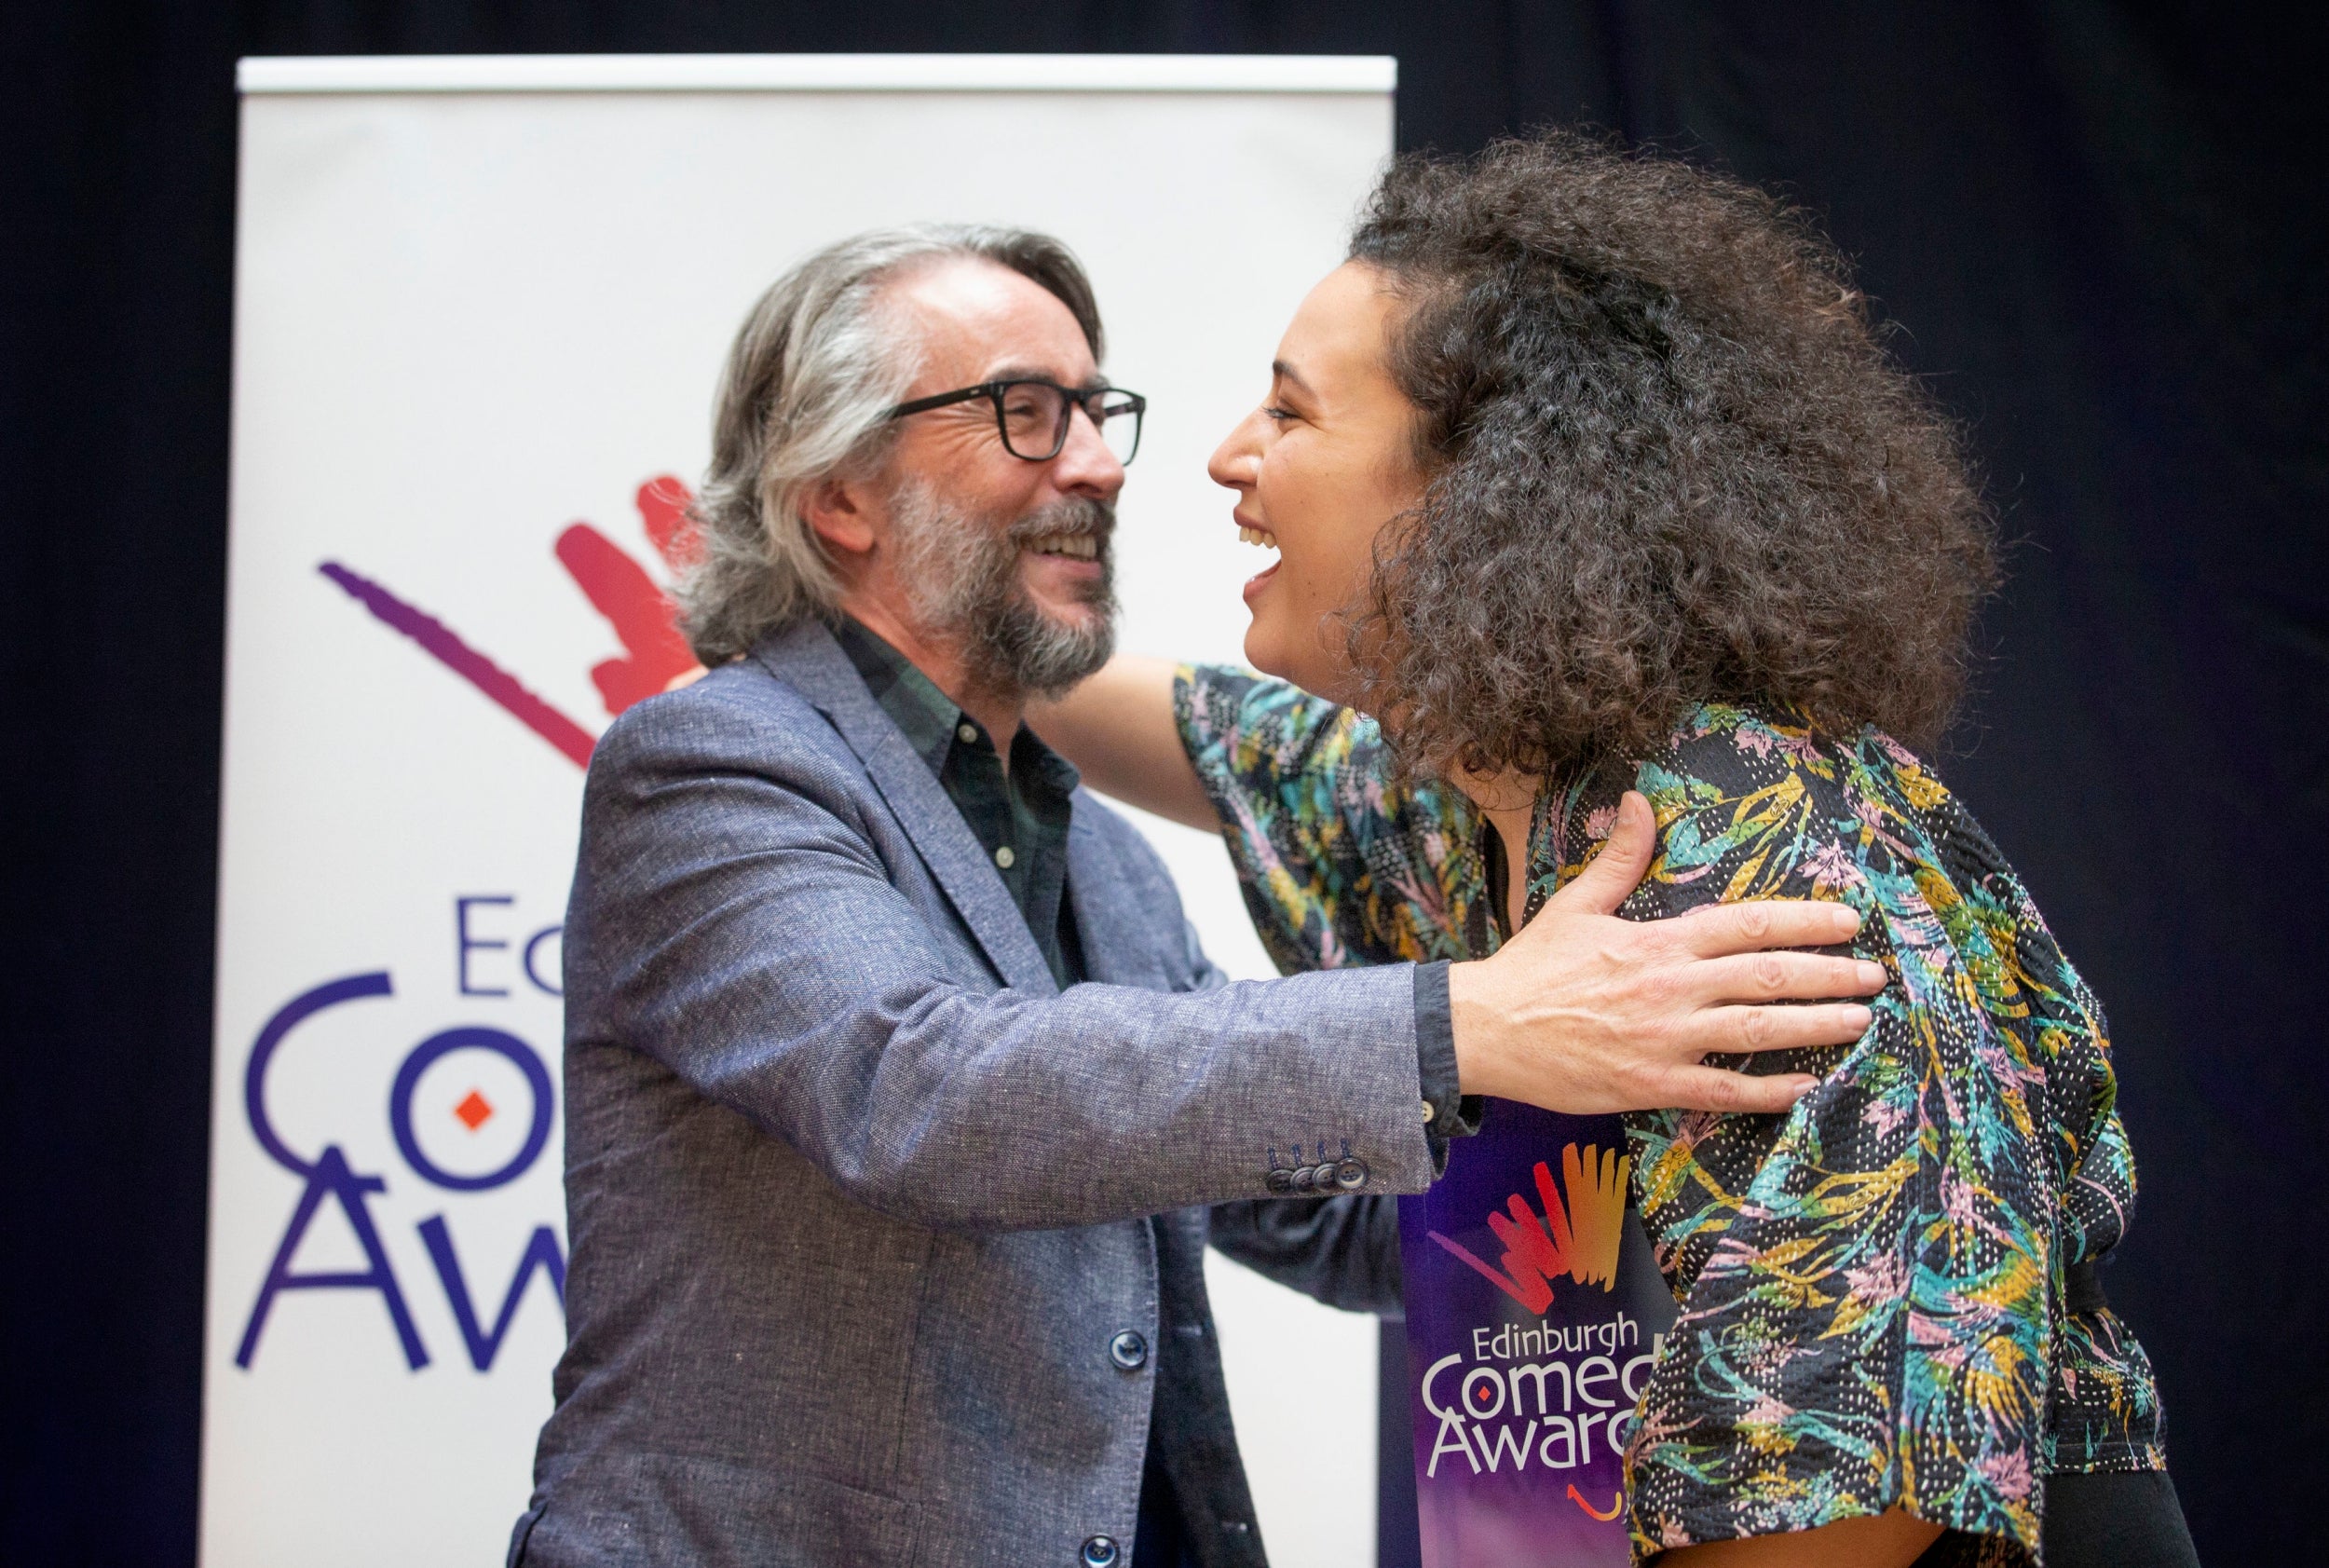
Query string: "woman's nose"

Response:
xmin=1208 ymin=408 xmax=1266 ymax=490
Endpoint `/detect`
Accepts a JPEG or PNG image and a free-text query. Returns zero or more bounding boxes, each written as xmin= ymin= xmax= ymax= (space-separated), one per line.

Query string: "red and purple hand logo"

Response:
xmin=1425 ymin=1143 xmax=1632 ymax=1316
xmin=320 ymin=476 xmax=706 ymax=768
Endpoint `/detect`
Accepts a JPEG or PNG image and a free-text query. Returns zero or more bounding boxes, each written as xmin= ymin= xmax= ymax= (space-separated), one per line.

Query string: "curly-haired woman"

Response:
xmin=1036 ymin=133 xmax=2195 ymax=1566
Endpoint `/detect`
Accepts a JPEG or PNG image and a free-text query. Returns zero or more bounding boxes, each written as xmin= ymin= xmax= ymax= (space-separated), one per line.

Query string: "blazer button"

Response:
xmin=1265 ymin=1166 xmax=1295 ymax=1194
xmin=1334 ymin=1156 xmax=1369 ymax=1191
xmin=1082 ymin=1534 xmax=1121 ymax=1567
xmin=1109 ymin=1330 xmax=1148 ymax=1370
xmin=1290 ymin=1165 xmax=1317 ymax=1193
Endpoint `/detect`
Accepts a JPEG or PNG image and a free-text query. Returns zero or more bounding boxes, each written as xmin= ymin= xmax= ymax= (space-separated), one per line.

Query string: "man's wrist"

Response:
xmin=1415 ymin=961 xmax=1482 ymax=1152
xmin=1446 ymin=958 xmax=1501 ymax=1100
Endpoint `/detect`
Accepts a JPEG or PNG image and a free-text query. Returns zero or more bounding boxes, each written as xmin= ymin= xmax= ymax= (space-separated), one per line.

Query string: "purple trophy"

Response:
xmin=1399 ymin=1099 xmax=1678 ymax=1565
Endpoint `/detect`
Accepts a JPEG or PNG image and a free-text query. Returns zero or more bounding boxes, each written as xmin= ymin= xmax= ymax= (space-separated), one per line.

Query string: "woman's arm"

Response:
xmin=1655 ymin=1512 xmax=1942 ymax=1568
xmin=1026 ymin=655 xmax=1214 ymax=830
xmin=1609 ymin=710 xmax=2054 ymax=1561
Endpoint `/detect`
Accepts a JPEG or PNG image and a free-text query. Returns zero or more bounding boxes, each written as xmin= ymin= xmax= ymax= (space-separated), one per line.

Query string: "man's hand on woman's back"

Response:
xmin=1449 ymin=791 xmax=1883 ymax=1115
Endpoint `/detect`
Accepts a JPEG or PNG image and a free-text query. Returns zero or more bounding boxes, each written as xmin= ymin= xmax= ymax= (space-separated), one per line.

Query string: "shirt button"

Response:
xmin=994 ymin=845 xmax=1015 ymax=869
xmin=1421 ymin=1098 xmax=1436 ymax=1121
xmin=1109 ymin=1329 xmax=1148 ymax=1370
xmin=1081 ymin=1536 xmax=1121 ymax=1568
xmin=958 ymin=722 xmax=979 ymax=743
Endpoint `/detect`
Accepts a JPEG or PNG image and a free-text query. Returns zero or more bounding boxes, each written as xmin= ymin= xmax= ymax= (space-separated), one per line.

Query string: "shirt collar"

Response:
xmin=827 ymin=615 xmax=1082 ymax=796
xmin=830 ymin=614 xmax=968 ymax=777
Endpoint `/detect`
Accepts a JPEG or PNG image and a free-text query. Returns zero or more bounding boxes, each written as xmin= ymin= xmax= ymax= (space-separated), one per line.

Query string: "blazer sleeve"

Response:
xmin=561 ymin=686 xmax=1440 ymax=1235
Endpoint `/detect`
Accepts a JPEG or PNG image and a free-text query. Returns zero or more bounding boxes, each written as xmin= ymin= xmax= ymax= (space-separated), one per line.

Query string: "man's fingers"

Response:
xmin=1686 ymin=952 xmax=1887 ymax=1004
xmin=1655 ymin=1066 xmax=1820 ymax=1114
xmin=1690 ymin=1002 xmax=1874 ymax=1054
xmin=1674 ymin=897 xmax=1864 ymax=958
xmin=1546 ymin=791 xmax=1655 ymax=918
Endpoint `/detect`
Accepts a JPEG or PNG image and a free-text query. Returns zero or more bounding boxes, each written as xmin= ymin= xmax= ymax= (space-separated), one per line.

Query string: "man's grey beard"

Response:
xmin=887 ymin=479 xmax=1118 ymax=701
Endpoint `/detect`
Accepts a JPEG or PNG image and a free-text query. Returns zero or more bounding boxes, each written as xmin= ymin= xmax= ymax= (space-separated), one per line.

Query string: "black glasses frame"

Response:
xmin=886 ymin=378 xmax=1147 ymax=464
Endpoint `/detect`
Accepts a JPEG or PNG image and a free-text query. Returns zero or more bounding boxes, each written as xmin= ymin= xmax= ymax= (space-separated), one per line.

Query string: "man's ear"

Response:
xmin=802 ymin=475 xmax=879 ymax=557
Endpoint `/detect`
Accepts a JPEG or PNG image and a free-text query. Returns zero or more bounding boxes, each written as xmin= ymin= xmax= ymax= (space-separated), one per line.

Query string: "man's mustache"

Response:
xmin=1005 ymin=499 xmax=1115 ymax=547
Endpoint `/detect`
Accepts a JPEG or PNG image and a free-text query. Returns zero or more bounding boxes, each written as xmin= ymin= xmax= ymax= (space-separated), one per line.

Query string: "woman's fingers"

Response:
xmin=1689 ymin=1002 xmax=1874 ymax=1055
xmin=1670 ymin=896 xmax=1864 ymax=958
xmin=1654 ymin=1066 xmax=1821 ymax=1114
xmin=1685 ymin=952 xmax=1888 ymax=1005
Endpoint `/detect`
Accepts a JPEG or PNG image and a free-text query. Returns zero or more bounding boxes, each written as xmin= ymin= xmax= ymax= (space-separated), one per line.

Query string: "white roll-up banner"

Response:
xmin=207 ymin=54 xmax=1396 ymax=1568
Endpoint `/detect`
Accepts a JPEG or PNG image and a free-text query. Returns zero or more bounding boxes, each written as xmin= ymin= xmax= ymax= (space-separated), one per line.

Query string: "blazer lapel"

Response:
xmin=1065 ymin=802 xmax=1174 ymax=991
xmin=753 ymin=621 xmax=1056 ymax=995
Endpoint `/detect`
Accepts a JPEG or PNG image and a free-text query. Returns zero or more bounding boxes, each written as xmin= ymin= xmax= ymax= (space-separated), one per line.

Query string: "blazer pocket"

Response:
xmin=513 ymin=1453 xmax=921 ymax=1568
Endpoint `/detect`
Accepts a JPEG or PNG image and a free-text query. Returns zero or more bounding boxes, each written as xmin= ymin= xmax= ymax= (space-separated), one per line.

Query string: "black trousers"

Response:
xmin=2041 ymin=1471 xmax=2201 ymax=1568
xmin=1910 ymin=1470 xmax=2201 ymax=1567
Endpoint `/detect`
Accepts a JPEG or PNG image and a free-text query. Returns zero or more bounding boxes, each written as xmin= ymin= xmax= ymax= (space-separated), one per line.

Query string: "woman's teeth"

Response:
xmin=1238 ymin=526 xmax=1277 ymax=548
xmin=1029 ymin=534 xmax=1100 ymax=560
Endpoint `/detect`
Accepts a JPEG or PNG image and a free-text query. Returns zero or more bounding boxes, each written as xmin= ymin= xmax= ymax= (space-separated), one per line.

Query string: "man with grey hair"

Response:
xmin=509 ymin=225 xmax=1880 ymax=1568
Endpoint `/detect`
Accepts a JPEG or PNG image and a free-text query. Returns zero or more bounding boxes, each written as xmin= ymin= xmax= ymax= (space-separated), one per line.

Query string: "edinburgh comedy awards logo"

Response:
xmin=231 ymin=479 xmax=701 ymax=1377
xmin=1407 ymin=1138 xmax=1658 ymax=1533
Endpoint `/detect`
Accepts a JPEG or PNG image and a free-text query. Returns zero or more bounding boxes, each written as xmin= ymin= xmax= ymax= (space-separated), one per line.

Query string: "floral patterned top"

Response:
xmin=1175 ymin=665 xmax=2165 ymax=1565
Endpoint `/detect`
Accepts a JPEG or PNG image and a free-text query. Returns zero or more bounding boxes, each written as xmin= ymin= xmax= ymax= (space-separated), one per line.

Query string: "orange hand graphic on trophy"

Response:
xmin=1425 ymin=1143 xmax=1633 ymax=1316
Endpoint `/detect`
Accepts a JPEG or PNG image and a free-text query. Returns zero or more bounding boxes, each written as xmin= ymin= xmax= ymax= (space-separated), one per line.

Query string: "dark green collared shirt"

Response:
xmin=833 ymin=617 xmax=1086 ymax=989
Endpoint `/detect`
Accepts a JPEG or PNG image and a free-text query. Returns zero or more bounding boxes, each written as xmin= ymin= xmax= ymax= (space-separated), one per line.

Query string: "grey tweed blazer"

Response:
xmin=511 ymin=620 xmax=1437 ymax=1568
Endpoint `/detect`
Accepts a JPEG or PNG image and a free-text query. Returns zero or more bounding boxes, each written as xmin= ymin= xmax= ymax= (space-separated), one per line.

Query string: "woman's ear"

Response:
xmin=801 ymin=475 xmax=878 ymax=557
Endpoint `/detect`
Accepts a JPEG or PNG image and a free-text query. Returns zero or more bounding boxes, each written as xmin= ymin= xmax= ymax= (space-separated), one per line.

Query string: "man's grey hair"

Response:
xmin=679 ymin=223 xmax=1105 ymax=664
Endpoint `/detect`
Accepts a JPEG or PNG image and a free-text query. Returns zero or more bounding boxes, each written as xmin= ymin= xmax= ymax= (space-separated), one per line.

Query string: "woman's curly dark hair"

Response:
xmin=1347 ymin=130 xmax=1997 ymax=778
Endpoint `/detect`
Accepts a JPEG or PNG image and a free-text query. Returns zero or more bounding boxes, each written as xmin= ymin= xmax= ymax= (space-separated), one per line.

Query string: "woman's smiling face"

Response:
xmin=1207 ymin=261 xmax=1424 ymax=704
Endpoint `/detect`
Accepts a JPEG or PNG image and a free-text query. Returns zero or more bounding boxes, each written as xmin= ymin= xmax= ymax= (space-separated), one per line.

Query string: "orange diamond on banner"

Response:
xmin=455 ymin=1090 xmax=495 ymax=1131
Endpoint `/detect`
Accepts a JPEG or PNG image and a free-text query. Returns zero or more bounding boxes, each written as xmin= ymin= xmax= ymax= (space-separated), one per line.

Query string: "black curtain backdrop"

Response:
xmin=4 ymin=5 xmax=2318 ymax=1562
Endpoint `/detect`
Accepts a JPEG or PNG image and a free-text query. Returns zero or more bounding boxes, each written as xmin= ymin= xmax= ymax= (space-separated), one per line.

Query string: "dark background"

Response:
xmin=4 ymin=4 xmax=2318 ymax=1562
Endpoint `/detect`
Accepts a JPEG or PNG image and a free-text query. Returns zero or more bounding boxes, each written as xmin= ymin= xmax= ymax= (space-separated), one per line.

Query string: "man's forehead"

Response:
xmin=888 ymin=257 xmax=1095 ymax=384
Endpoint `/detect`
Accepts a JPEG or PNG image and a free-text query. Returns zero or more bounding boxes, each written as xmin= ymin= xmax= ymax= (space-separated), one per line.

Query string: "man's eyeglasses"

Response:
xmin=886 ymin=379 xmax=1146 ymax=465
